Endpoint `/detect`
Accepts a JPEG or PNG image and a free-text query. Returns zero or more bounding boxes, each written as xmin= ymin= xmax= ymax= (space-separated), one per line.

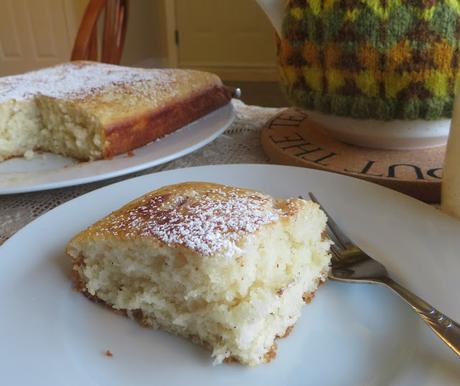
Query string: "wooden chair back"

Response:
xmin=71 ymin=0 xmax=128 ymax=64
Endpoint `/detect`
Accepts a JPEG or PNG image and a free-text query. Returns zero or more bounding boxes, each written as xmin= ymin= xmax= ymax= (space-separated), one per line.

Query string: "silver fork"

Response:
xmin=308 ymin=192 xmax=460 ymax=357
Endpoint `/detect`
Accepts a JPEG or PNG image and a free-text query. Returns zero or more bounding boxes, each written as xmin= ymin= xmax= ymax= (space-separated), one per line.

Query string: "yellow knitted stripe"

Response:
xmin=426 ymin=72 xmax=449 ymax=97
xmin=307 ymin=0 xmax=321 ymax=15
xmin=344 ymin=9 xmax=360 ymax=22
xmin=356 ymin=72 xmax=378 ymax=97
xmin=302 ymin=67 xmax=322 ymax=91
xmin=384 ymin=75 xmax=412 ymax=98
xmin=291 ymin=7 xmax=303 ymax=20
xmin=290 ymin=7 xmax=303 ymax=20
xmin=421 ymin=7 xmax=436 ymax=21
xmin=326 ymin=69 xmax=344 ymax=93
xmin=446 ymin=0 xmax=460 ymax=16
xmin=362 ymin=0 xmax=403 ymax=20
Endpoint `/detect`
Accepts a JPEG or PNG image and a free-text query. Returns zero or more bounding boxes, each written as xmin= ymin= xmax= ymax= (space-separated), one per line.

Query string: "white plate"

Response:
xmin=0 ymin=103 xmax=234 ymax=194
xmin=0 ymin=164 xmax=459 ymax=386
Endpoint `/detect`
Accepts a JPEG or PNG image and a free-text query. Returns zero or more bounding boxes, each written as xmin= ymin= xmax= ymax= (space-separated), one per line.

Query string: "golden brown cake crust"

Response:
xmin=103 ymin=85 xmax=231 ymax=158
xmin=68 ymin=182 xmax=304 ymax=257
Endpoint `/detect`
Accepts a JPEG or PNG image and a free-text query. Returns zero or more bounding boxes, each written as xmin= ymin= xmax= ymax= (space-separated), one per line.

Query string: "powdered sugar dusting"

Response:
xmin=97 ymin=184 xmax=281 ymax=256
xmin=0 ymin=62 xmax=201 ymax=103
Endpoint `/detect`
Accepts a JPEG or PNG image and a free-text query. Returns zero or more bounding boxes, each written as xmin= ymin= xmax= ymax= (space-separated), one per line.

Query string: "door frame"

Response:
xmin=163 ymin=0 xmax=278 ymax=81
xmin=164 ymin=0 xmax=178 ymax=68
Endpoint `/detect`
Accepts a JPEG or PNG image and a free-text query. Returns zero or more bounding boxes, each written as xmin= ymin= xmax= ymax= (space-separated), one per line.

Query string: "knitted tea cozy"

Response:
xmin=277 ymin=0 xmax=460 ymax=120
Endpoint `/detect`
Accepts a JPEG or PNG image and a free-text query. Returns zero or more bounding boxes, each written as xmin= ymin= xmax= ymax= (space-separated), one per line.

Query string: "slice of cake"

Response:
xmin=67 ymin=182 xmax=331 ymax=366
xmin=0 ymin=61 xmax=231 ymax=161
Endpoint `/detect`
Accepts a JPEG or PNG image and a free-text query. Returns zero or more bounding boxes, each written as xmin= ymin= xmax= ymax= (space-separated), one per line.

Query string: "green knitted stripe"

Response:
xmin=283 ymin=86 xmax=453 ymax=120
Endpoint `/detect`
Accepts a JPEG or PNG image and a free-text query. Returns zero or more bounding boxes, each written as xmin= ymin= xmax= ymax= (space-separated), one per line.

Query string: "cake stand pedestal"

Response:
xmin=261 ymin=108 xmax=445 ymax=203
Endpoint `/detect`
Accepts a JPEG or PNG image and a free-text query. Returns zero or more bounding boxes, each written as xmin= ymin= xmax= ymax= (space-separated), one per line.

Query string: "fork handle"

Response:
xmin=382 ymin=277 xmax=460 ymax=357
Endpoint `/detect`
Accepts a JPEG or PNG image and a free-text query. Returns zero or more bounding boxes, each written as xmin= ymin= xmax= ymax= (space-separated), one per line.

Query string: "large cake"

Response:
xmin=67 ymin=182 xmax=332 ymax=366
xmin=0 ymin=62 xmax=230 ymax=161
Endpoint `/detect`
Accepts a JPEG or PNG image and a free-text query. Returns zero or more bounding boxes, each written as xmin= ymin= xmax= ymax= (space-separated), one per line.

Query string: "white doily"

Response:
xmin=0 ymin=100 xmax=283 ymax=244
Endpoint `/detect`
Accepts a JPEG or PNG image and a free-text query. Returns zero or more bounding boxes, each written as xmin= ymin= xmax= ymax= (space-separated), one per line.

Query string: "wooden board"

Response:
xmin=261 ymin=108 xmax=445 ymax=203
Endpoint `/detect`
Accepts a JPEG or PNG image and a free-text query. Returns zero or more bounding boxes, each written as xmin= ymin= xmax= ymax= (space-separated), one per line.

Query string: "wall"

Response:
xmin=0 ymin=0 xmax=276 ymax=78
xmin=120 ymin=0 xmax=168 ymax=67
xmin=0 ymin=0 xmax=88 ymax=75
xmin=0 ymin=0 xmax=169 ymax=75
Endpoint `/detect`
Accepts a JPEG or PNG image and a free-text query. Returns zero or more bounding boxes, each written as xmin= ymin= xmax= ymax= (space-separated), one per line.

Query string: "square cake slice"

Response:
xmin=67 ymin=182 xmax=331 ymax=366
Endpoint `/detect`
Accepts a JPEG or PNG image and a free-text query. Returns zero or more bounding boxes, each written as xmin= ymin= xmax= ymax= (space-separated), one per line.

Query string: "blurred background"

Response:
xmin=0 ymin=0 xmax=288 ymax=106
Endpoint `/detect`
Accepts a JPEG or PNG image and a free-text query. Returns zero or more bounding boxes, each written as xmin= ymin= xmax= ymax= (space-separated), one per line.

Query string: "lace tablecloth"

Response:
xmin=0 ymin=100 xmax=283 ymax=245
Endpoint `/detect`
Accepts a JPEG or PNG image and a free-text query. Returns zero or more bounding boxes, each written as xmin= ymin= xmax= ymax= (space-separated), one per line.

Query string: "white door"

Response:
xmin=172 ymin=0 xmax=277 ymax=81
xmin=0 ymin=0 xmax=86 ymax=76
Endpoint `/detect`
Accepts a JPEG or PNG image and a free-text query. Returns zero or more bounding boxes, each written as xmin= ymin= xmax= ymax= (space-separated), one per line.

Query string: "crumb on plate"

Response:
xmin=104 ymin=350 xmax=113 ymax=357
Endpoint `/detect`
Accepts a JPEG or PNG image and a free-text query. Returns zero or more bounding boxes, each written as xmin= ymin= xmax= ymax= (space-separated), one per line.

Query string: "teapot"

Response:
xmin=256 ymin=0 xmax=459 ymax=150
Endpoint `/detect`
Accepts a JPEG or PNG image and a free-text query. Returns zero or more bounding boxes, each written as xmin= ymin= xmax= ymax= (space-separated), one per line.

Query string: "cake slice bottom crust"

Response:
xmin=71 ymin=269 xmax=327 ymax=365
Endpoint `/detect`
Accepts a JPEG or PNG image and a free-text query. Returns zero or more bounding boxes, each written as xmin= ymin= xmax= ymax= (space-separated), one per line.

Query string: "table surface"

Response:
xmin=0 ymin=100 xmax=282 ymax=245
